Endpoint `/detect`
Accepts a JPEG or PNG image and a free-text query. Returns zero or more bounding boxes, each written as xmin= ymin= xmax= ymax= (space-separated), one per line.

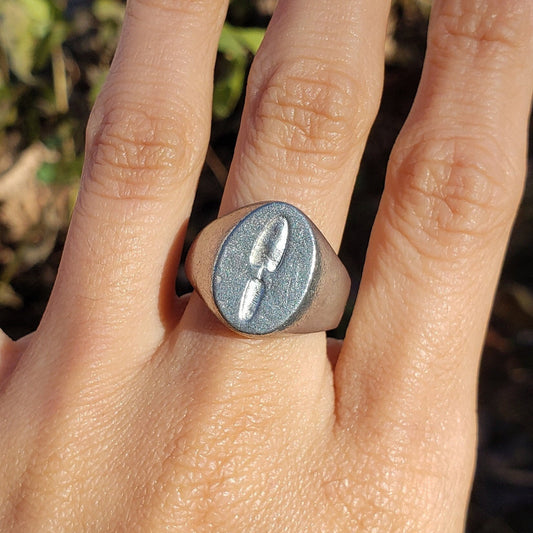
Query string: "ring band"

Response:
xmin=185 ymin=202 xmax=350 ymax=336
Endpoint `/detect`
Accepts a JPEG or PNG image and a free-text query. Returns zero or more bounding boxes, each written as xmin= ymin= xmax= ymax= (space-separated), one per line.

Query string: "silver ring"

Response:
xmin=185 ymin=201 xmax=350 ymax=336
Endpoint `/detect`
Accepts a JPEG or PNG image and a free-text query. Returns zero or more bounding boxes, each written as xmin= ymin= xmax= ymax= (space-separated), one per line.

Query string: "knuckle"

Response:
xmin=156 ymin=388 xmax=295 ymax=528
xmin=163 ymin=432 xmax=261 ymax=527
xmin=387 ymin=136 xmax=522 ymax=257
xmin=1 ymin=411 xmax=88 ymax=527
xmin=84 ymin=90 xmax=205 ymax=202
xmin=431 ymin=1 xmax=532 ymax=58
xmin=247 ymin=56 xmax=370 ymax=174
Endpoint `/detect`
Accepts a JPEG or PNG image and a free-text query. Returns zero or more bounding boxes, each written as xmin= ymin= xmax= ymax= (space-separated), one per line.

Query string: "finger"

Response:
xmin=220 ymin=0 xmax=392 ymax=251
xmin=178 ymin=0 xmax=391 ymax=439
xmin=36 ymin=0 xmax=228 ymax=360
xmin=338 ymin=0 xmax=533 ymax=437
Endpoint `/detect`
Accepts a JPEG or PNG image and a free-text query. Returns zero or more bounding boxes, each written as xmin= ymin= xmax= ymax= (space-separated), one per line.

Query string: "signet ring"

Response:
xmin=185 ymin=202 xmax=351 ymax=336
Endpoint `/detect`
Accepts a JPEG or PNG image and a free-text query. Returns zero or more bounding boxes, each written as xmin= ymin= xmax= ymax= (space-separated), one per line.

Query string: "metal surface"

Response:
xmin=213 ymin=202 xmax=318 ymax=335
xmin=186 ymin=201 xmax=351 ymax=336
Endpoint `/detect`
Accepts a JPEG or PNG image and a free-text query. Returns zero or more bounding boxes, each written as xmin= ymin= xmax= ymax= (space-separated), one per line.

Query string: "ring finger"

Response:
xmin=179 ymin=0 xmax=392 ymax=416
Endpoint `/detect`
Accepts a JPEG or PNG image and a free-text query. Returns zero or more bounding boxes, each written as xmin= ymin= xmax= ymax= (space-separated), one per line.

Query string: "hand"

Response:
xmin=1 ymin=0 xmax=532 ymax=530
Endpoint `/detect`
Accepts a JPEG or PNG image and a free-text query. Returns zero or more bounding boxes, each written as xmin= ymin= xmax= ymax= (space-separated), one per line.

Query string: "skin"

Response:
xmin=0 ymin=0 xmax=532 ymax=531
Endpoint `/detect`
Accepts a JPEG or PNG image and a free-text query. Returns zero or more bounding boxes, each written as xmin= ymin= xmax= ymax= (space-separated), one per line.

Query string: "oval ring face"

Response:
xmin=212 ymin=202 xmax=317 ymax=335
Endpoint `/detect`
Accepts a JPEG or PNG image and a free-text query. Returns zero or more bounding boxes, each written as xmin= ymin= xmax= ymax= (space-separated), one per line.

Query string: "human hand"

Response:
xmin=1 ymin=0 xmax=532 ymax=531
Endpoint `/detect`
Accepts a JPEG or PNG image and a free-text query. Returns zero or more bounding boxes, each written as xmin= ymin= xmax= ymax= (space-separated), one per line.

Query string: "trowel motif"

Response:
xmin=238 ymin=216 xmax=289 ymax=321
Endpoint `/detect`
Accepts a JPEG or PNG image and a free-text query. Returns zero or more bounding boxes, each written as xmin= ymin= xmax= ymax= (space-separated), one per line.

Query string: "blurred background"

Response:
xmin=0 ymin=0 xmax=531 ymax=530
